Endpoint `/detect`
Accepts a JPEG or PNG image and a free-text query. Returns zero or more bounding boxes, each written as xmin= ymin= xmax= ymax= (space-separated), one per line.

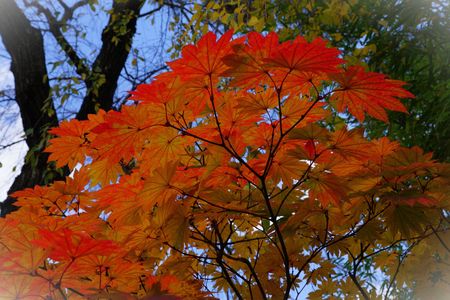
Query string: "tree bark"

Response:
xmin=76 ymin=0 xmax=144 ymax=120
xmin=0 ymin=0 xmax=59 ymax=217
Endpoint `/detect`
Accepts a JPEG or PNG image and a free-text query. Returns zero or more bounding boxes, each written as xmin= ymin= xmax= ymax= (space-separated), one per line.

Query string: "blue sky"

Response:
xmin=0 ymin=57 xmax=26 ymax=199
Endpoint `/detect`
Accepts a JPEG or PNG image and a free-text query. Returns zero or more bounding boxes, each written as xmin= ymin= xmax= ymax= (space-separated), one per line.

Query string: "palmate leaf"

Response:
xmin=11 ymin=185 xmax=64 ymax=211
xmin=243 ymin=123 xmax=281 ymax=152
xmin=382 ymin=146 xmax=437 ymax=185
xmin=0 ymin=275 xmax=49 ymax=300
xmin=265 ymin=36 xmax=343 ymax=74
xmin=46 ymin=119 xmax=95 ymax=169
xmin=269 ymin=154 xmax=309 ymax=187
xmin=370 ymin=137 xmax=400 ymax=162
xmin=168 ymin=30 xmax=240 ymax=82
xmin=140 ymin=161 xmax=179 ymax=205
xmin=0 ymin=221 xmax=47 ymax=275
xmin=88 ymin=158 xmax=123 ymax=186
xmin=202 ymin=166 xmax=244 ymax=189
xmin=330 ymin=66 xmax=414 ymax=122
xmin=12 ymin=169 xmax=91 ymax=214
xmin=235 ymin=89 xmax=278 ymax=115
xmin=388 ymin=191 xmax=439 ymax=207
xmin=91 ymin=105 xmax=156 ymax=165
xmin=281 ymin=97 xmax=329 ymax=130
xmin=150 ymin=200 xmax=190 ymax=250
xmin=328 ymin=128 xmax=370 ymax=160
xmin=128 ymin=75 xmax=183 ymax=105
xmin=32 ymin=229 xmax=120 ymax=261
xmin=70 ymin=254 xmax=145 ymax=294
xmin=384 ymin=205 xmax=430 ymax=238
xmin=223 ymin=32 xmax=342 ymax=89
xmin=305 ymin=172 xmax=348 ymax=207
xmin=145 ymin=274 xmax=210 ymax=300
xmin=140 ymin=127 xmax=190 ymax=173
xmin=45 ymin=110 xmax=106 ymax=169
xmin=223 ymin=32 xmax=280 ymax=87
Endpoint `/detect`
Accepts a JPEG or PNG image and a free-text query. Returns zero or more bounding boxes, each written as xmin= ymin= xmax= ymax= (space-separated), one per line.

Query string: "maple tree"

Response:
xmin=1 ymin=31 xmax=449 ymax=299
xmin=179 ymin=0 xmax=450 ymax=162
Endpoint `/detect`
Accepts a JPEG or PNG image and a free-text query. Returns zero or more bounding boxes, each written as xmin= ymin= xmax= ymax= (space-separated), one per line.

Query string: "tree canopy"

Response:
xmin=1 ymin=30 xmax=449 ymax=299
xmin=181 ymin=0 xmax=450 ymax=161
xmin=0 ymin=1 xmax=449 ymax=298
xmin=1 ymin=0 xmax=449 ymax=214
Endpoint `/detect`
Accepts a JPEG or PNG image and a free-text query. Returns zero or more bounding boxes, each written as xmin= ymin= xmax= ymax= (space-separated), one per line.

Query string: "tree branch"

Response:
xmin=349 ymin=273 xmax=370 ymax=300
xmin=29 ymin=0 xmax=91 ymax=77
xmin=76 ymin=0 xmax=144 ymax=120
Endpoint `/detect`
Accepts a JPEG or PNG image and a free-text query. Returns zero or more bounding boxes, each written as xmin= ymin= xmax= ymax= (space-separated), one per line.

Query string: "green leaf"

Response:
xmin=61 ymin=94 xmax=69 ymax=104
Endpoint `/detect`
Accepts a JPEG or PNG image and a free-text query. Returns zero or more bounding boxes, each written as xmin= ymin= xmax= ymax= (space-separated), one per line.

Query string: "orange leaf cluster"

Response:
xmin=1 ymin=31 xmax=449 ymax=299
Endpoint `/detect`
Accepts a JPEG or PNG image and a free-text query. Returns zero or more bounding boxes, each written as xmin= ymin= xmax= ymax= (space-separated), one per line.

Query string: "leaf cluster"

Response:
xmin=1 ymin=31 xmax=449 ymax=299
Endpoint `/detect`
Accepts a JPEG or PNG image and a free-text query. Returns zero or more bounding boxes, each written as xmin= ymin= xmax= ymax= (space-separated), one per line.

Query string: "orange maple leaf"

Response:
xmin=46 ymin=119 xmax=94 ymax=169
xmin=168 ymin=30 xmax=240 ymax=83
xmin=330 ymin=66 xmax=414 ymax=122
xmin=33 ymin=229 xmax=119 ymax=261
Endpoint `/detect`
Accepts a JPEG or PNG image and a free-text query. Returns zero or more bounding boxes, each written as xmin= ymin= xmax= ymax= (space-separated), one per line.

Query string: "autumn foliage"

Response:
xmin=1 ymin=31 xmax=449 ymax=299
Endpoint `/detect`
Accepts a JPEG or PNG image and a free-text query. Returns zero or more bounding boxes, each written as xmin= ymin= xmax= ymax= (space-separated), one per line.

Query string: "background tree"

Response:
xmin=0 ymin=0 xmax=186 ymax=216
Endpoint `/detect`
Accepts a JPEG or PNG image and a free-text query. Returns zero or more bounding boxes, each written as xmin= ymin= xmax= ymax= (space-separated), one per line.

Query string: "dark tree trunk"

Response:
xmin=0 ymin=0 xmax=59 ymax=217
xmin=76 ymin=0 xmax=143 ymax=120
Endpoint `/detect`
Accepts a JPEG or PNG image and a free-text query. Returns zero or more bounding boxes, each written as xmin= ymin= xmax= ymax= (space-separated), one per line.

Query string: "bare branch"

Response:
xmin=28 ymin=0 xmax=91 ymax=77
xmin=0 ymin=139 xmax=25 ymax=150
